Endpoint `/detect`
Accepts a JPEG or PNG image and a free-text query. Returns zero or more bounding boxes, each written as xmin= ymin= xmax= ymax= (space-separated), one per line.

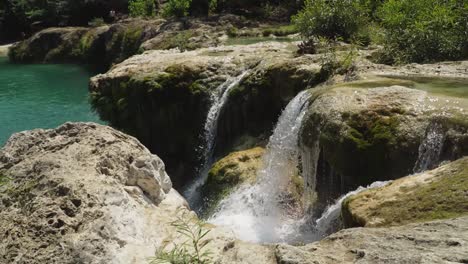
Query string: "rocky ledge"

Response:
xmin=342 ymin=157 xmax=468 ymax=228
xmin=89 ymin=42 xmax=322 ymax=187
xmin=0 ymin=123 xmax=467 ymax=263
xmin=299 ymin=79 xmax=468 ymax=210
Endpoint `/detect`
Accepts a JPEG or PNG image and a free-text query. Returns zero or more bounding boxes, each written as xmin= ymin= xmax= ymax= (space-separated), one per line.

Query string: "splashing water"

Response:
xmin=208 ymin=90 xmax=312 ymax=243
xmin=184 ymin=71 xmax=250 ymax=207
xmin=313 ymin=181 xmax=391 ymax=239
xmin=414 ymin=122 xmax=445 ymax=173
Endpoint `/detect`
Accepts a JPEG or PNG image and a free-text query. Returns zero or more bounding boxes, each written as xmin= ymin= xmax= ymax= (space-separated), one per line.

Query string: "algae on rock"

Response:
xmin=342 ymin=157 xmax=468 ymax=228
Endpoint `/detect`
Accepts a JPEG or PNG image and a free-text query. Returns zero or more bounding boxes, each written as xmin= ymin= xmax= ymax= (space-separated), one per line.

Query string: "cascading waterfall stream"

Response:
xmin=413 ymin=122 xmax=445 ymax=173
xmin=312 ymin=181 xmax=391 ymax=240
xmin=184 ymin=70 xmax=250 ymax=208
xmin=208 ymin=90 xmax=312 ymax=243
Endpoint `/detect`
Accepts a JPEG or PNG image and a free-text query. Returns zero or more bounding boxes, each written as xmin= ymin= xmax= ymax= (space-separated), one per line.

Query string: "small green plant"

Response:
xmin=162 ymin=0 xmax=192 ymax=18
xmin=129 ymin=0 xmax=156 ymax=17
xmin=226 ymin=26 xmax=239 ymax=38
xmin=149 ymin=212 xmax=212 ymax=264
xmin=317 ymin=38 xmax=359 ymax=80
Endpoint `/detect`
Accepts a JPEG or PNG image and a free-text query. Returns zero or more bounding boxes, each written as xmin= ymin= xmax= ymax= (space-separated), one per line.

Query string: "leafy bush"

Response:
xmin=292 ymin=0 xmax=368 ymax=41
xmin=377 ymin=0 xmax=468 ymax=64
xmin=208 ymin=0 xmax=218 ymax=15
xmin=149 ymin=212 xmax=212 ymax=264
xmin=129 ymin=0 xmax=156 ymax=17
xmin=162 ymin=0 xmax=192 ymax=18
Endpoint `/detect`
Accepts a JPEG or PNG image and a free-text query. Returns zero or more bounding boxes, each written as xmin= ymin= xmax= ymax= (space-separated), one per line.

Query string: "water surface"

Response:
xmin=0 ymin=57 xmax=101 ymax=146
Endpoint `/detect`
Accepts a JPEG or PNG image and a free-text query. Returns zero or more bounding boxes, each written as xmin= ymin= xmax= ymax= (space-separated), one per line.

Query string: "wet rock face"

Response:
xmin=342 ymin=157 xmax=468 ymax=228
xmin=0 ymin=122 xmax=174 ymax=264
xmin=299 ymin=84 xmax=468 ymax=211
xmin=90 ymin=42 xmax=321 ymax=187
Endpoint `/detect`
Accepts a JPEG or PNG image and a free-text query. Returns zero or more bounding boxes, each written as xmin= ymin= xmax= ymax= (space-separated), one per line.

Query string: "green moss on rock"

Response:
xmin=319 ymin=109 xmax=410 ymax=186
xmin=200 ymin=147 xmax=265 ymax=217
xmin=342 ymin=157 xmax=468 ymax=227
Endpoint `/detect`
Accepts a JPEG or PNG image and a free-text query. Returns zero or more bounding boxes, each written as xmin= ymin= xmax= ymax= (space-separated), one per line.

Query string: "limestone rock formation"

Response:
xmin=89 ymin=42 xmax=322 ymax=187
xmin=276 ymin=216 xmax=468 ymax=264
xmin=8 ymin=19 xmax=163 ymax=70
xmin=299 ymin=80 xmax=468 ymax=211
xmin=0 ymin=122 xmax=176 ymax=263
xmin=342 ymin=157 xmax=468 ymax=228
xmin=1 ymin=123 xmax=468 ymax=264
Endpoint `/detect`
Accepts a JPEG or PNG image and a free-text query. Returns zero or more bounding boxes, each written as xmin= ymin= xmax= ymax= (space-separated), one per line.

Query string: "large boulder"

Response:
xmin=90 ymin=42 xmax=322 ymax=187
xmin=342 ymin=157 xmax=468 ymax=228
xmin=299 ymin=77 xmax=468 ymax=212
xmin=0 ymin=122 xmax=176 ymax=263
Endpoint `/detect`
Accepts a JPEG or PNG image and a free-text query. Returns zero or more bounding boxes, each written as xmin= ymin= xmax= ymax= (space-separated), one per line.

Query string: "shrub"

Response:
xmin=129 ymin=0 xmax=156 ymax=17
xmin=377 ymin=0 xmax=468 ymax=64
xmin=292 ymin=0 xmax=368 ymax=41
xmin=162 ymin=0 xmax=192 ymax=18
xmin=208 ymin=0 xmax=217 ymax=15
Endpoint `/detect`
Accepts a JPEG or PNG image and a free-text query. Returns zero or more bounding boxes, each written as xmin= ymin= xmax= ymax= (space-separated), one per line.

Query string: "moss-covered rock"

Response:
xmin=342 ymin=157 xmax=468 ymax=228
xmin=300 ymin=81 xmax=468 ymax=211
xmin=9 ymin=19 xmax=163 ymax=70
xmin=8 ymin=27 xmax=89 ymax=63
xmin=200 ymin=147 xmax=264 ymax=215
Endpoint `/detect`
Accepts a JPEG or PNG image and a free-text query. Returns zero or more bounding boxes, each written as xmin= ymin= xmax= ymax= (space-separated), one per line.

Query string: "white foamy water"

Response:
xmin=312 ymin=181 xmax=391 ymax=239
xmin=208 ymin=90 xmax=311 ymax=243
xmin=414 ymin=122 xmax=445 ymax=173
xmin=184 ymin=71 xmax=250 ymax=206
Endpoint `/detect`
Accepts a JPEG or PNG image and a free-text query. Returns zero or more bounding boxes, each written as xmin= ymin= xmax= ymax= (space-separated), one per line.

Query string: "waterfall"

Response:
xmin=413 ymin=122 xmax=445 ymax=173
xmin=184 ymin=71 xmax=250 ymax=207
xmin=313 ymin=181 xmax=391 ymax=239
xmin=208 ymin=90 xmax=312 ymax=243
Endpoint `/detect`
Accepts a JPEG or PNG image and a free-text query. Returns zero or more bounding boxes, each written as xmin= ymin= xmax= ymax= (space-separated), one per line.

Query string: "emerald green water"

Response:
xmin=0 ymin=57 xmax=101 ymax=146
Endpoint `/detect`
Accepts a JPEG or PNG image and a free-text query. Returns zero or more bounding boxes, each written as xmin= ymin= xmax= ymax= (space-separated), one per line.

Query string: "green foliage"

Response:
xmin=208 ymin=0 xmax=217 ymax=15
xmin=292 ymin=0 xmax=368 ymax=41
xmin=161 ymin=0 xmax=192 ymax=18
xmin=129 ymin=0 xmax=156 ymax=17
xmin=149 ymin=212 xmax=212 ymax=264
xmin=377 ymin=0 xmax=468 ymax=64
xmin=1 ymin=0 xmax=128 ymax=41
